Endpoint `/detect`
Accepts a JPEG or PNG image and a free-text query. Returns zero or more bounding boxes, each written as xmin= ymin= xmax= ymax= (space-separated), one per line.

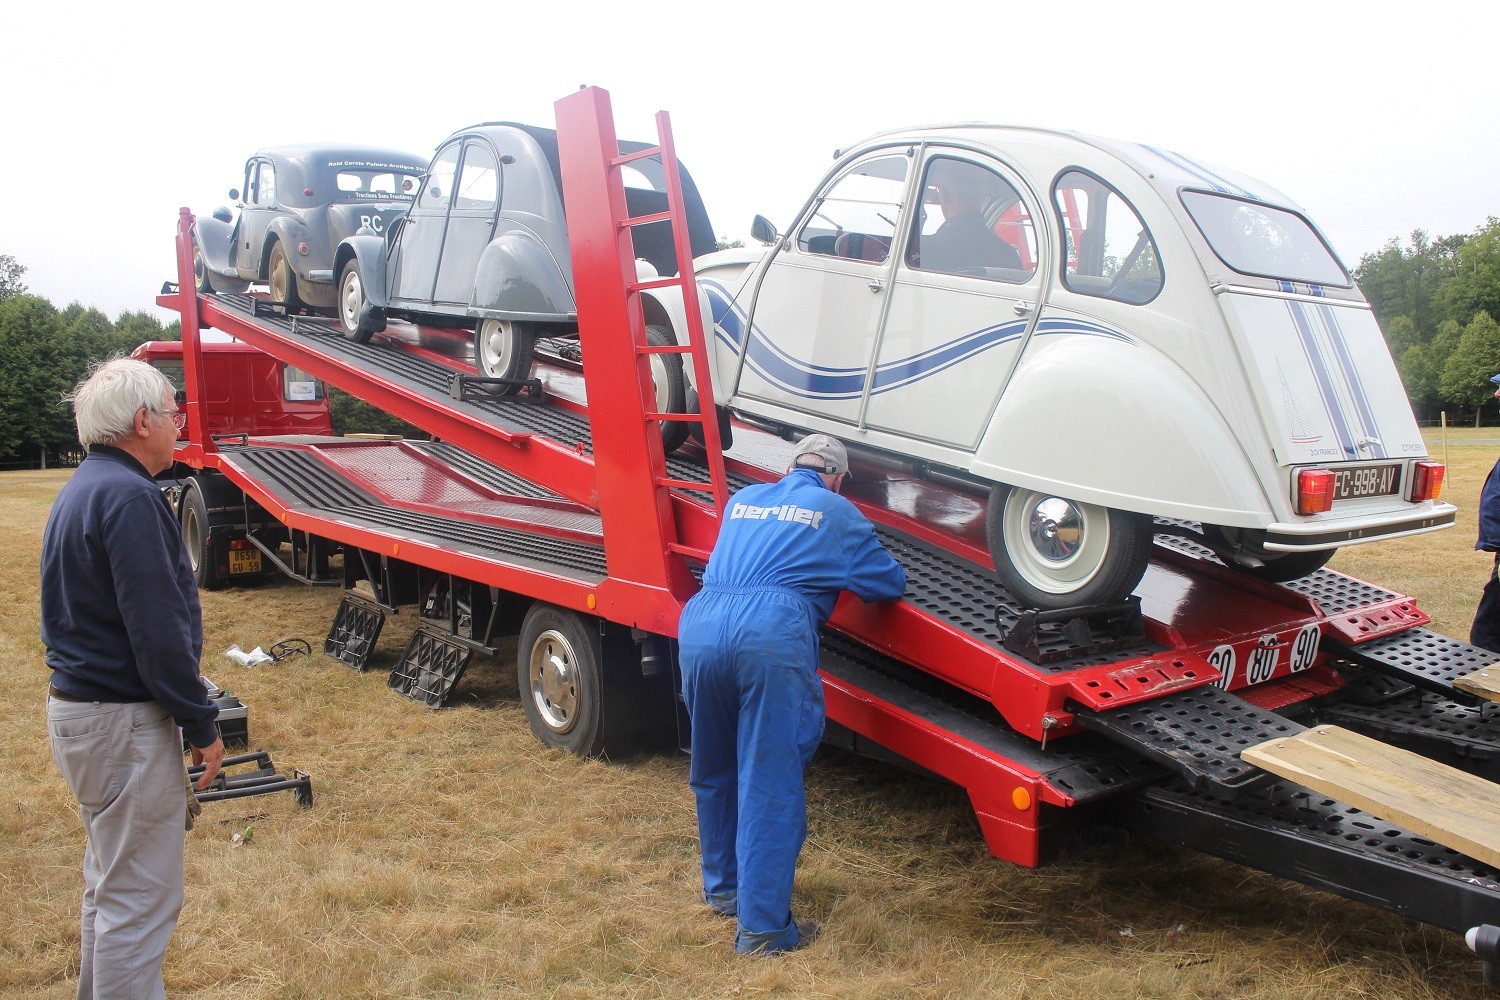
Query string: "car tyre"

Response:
xmin=986 ymin=484 xmax=1152 ymax=610
xmin=267 ymin=241 xmax=305 ymax=314
xmin=475 ymin=318 xmax=538 ymax=394
xmin=192 ymin=241 xmax=213 ymax=294
xmin=646 ymin=324 xmax=689 ymax=453
xmin=338 ymin=260 xmax=384 ymax=343
xmin=1201 ymin=524 xmax=1336 ymax=583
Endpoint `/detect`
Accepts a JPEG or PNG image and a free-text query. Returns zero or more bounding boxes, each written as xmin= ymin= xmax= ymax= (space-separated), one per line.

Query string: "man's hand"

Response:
xmin=191 ymin=736 xmax=224 ymax=791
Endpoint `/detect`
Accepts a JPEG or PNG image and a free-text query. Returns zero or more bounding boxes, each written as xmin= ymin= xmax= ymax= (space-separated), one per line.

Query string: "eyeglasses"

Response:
xmin=146 ymin=405 xmax=187 ymax=431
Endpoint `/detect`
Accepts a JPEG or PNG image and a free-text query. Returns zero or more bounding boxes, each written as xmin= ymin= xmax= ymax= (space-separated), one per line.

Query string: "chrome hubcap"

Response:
xmin=528 ymin=629 xmax=578 ymax=733
xmin=1027 ymin=496 xmax=1083 ymax=562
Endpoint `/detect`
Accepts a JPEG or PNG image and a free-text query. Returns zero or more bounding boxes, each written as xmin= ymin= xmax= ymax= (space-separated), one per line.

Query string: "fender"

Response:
xmin=334 ymin=235 xmax=391 ymax=310
xmin=971 ymin=335 xmax=1274 ymax=526
xmin=264 ymin=216 xmax=317 ymax=282
xmin=471 ymin=224 xmax=575 ymax=320
xmin=192 ymin=212 xmax=248 ymax=292
xmin=640 ymin=250 xmax=763 ymax=395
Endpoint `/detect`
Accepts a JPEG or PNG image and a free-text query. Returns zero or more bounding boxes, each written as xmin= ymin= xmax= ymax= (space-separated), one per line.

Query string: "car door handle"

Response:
xmin=1013 ymin=299 xmax=1034 ymax=315
xmin=868 ymin=279 xmax=883 ymax=292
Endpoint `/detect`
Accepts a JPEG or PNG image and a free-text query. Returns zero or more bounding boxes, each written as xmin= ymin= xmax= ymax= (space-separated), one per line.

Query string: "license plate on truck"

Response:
xmin=229 ymin=549 xmax=262 ymax=575
xmin=1333 ymin=463 xmax=1400 ymax=501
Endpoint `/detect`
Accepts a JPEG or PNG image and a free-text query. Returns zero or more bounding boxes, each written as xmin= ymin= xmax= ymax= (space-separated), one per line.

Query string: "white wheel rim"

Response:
xmin=341 ymin=270 xmax=363 ymax=331
xmin=1000 ymin=489 xmax=1111 ymax=595
xmin=648 ymin=353 xmax=671 ymax=411
xmin=478 ymin=320 xmax=515 ymax=378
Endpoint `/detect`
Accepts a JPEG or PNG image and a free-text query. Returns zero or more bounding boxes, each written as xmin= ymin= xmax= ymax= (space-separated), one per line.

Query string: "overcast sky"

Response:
xmin=4 ymin=1 xmax=1496 ymax=322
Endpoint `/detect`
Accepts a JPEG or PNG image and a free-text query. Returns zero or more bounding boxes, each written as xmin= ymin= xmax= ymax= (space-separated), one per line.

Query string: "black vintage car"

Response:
xmin=194 ymin=144 xmax=427 ymax=313
xmin=333 ymin=123 xmax=716 ymax=444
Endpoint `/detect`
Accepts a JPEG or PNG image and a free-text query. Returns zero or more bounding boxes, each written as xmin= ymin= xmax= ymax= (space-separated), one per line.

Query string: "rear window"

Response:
xmin=1181 ymin=191 xmax=1349 ymax=286
xmin=334 ymin=169 xmax=420 ymax=201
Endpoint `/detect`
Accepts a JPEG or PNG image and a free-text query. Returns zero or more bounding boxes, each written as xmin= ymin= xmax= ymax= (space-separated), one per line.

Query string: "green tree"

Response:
xmin=1446 ymin=218 xmax=1500 ymax=331
xmin=328 ymin=387 xmax=421 ymax=437
xmin=1439 ymin=311 xmax=1500 ymax=425
xmin=0 ymin=254 xmax=26 ymax=302
xmin=1397 ymin=343 xmax=1440 ymax=417
xmin=0 ymin=295 xmax=73 ymax=465
xmin=1382 ymin=314 xmax=1420 ymax=357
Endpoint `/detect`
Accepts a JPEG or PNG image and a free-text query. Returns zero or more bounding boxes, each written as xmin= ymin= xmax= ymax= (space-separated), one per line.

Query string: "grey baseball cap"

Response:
xmin=789 ymin=433 xmax=850 ymax=477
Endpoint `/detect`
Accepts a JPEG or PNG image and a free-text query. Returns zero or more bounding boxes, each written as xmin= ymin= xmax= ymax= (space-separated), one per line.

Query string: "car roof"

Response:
xmin=248 ymin=144 xmax=429 ymax=182
xmin=844 ymin=123 xmax=1299 ymax=211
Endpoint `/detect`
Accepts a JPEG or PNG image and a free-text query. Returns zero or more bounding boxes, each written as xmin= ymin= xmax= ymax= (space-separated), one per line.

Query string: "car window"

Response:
xmin=1053 ymin=169 xmax=1162 ymax=304
xmin=419 ymin=144 xmax=460 ymax=211
xmin=256 ymin=163 xmax=277 ymax=207
xmin=454 ymin=143 xmax=499 ymax=211
xmin=909 ymin=157 xmax=1036 ymax=282
xmin=1180 ymin=191 xmax=1350 ymax=287
xmin=797 ymin=154 xmax=907 ymax=264
xmin=336 ymin=170 xmax=421 ymax=201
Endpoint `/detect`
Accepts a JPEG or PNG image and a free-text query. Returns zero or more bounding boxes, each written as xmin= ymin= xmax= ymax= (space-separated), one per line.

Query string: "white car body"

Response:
xmin=644 ymin=124 xmax=1454 ymax=601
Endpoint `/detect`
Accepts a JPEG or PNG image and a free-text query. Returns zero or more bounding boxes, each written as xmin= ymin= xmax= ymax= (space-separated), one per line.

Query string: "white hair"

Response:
xmin=67 ymin=357 xmax=173 ymax=449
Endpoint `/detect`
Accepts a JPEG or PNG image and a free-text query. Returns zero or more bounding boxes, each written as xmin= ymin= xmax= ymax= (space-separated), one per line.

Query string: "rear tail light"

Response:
xmin=1410 ymin=461 xmax=1445 ymax=502
xmin=1296 ymin=468 xmax=1335 ymax=515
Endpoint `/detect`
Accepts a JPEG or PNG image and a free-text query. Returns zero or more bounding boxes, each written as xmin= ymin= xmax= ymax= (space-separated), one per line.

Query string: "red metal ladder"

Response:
xmin=555 ymin=86 xmax=730 ymax=613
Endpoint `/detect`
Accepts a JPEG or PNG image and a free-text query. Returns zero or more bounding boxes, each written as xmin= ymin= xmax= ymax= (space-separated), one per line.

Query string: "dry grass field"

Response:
xmin=2 ymin=429 xmax=1497 ymax=999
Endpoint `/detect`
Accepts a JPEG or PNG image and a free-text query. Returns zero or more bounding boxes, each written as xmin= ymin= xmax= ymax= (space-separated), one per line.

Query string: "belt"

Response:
xmin=48 ymin=684 xmax=94 ymax=703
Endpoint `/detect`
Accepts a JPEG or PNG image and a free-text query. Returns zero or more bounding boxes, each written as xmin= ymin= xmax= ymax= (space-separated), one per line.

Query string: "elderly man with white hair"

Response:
xmin=41 ymin=357 xmax=222 ymax=1000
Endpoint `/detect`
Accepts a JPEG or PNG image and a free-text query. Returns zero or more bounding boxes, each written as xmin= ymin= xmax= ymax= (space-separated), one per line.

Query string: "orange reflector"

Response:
xmin=1411 ymin=461 xmax=1445 ymax=502
xmin=1296 ymin=468 xmax=1335 ymax=515
xmin=1011 ymin=786 xmax=1032 ymax=811
xmin=228 ymin=538 xmax=252 ymax=551
xmin=392 ymin=543 xmax=400 ymax=556
xmin=587 ymin=593 xmax=597 ymax=610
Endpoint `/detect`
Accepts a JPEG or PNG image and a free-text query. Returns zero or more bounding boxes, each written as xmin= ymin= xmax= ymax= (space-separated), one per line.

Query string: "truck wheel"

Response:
xmin=518 ymin=603 xmax=606 ymax=757
xmin=268 ymin=241 xmax=305 ymax=314
xmin=985 ymin=484 xmax=1152 ymax=610
xmin=338 ymin=260 xmax=384 ymax=343
xmin=475 ymin=319 xmax=538 ymax=393
xmin=646 ymin=325 xmax=689 ymax=453
xmin=1202 ymin=525 xmax=1336 ymax=582
xmin=180 ymin=480 xmax=225 ymax=590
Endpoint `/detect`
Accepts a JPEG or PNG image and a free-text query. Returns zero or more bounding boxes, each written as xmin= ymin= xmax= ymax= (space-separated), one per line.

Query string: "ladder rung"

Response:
xmin=646 ymin=411 xmax=707 ymax=425
xmin=612 ymin=147 xmax=662 ymax=167
xmin=626 ymin=276 xmax=681 ymax=293
xmin=621 ymin=210 xmax=672 ymax=228
xmin=657 ymin=476 xmax=715 ymax=492
xmin=666 ymin=541 xmax=711 ymax=562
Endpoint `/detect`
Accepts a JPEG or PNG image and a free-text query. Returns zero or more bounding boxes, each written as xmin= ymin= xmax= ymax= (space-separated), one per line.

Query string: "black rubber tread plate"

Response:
xmin=223 ymin=446 xmax=608 ymax=582
xmin=1327 ymin=628 xmax=1500 ymax=700
xmin=1072 ymin=685 xmax=1304 ymax=794
xmin=1123 ymin=780 xmax=1500 ymax=936
xmin=819 ymin=632 xmax=1167 ymax=805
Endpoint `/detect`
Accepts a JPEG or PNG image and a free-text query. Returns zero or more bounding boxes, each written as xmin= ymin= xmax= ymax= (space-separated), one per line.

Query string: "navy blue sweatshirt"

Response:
xmin=41 ymin=446 xmax=219 ymax=748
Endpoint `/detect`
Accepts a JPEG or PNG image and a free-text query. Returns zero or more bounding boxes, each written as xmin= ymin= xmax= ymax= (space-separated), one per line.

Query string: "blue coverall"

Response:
xmin=678 ymin=467 xmax=907 ymax=953
xmin=1469 ymin=458 xmax=1500 ymax=652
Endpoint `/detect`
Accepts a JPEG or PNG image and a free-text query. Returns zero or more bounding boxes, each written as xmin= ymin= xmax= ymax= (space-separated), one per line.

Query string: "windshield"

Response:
xmin=1181 ymin=190 xmax=1349 ymax=286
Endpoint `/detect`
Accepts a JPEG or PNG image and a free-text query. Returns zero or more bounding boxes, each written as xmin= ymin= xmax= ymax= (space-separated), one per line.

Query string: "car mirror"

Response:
xmin=228 ymin=188 xmax=240 ymax=201
xmin=751 ymin=215 xmax=778 ymax=245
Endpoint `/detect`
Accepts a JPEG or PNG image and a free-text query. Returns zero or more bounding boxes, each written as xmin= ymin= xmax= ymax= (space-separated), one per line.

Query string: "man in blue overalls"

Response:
xmin=1470 ymin=373 xmax=1500 ymax=652
xmin=679 ymin=433 xmax=907 ymax=954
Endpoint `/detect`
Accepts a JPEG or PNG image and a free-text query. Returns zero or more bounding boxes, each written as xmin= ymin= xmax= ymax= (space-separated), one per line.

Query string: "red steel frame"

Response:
xmin=157 ymin=86 xmax=1432 ymax=868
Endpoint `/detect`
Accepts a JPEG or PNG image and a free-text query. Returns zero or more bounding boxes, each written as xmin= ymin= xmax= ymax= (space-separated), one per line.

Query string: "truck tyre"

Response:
xmin=985 ymin=484 xmax=1152 ymax=610
xmin=267 ymin=241 xmax=305 ymax=314
xmin=1201 ymin=524 xmax=1337 ymax=583
xmin=475 ymin=319 xmax=538 ymax=393
xmin=338 ymin=260 xmax=384 ymax=343
xmin=646 ymin=325 xmax=689 ymax=453
xmin=518 ymin=603 xmax=608 ymax=757
xmin=180 ymin=479 xmax=226 ymax=590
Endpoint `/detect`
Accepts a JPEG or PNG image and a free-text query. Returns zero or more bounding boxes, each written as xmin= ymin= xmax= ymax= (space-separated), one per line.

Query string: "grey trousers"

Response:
xmin=48 ymin=696 xmax=187 ymax=1000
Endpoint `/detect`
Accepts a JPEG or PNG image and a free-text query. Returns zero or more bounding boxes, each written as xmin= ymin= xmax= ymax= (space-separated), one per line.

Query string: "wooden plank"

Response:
xmin=1242 ymin=724 xmax=1500 ymax=868
xmin=1454 ymin=664 xmax=1500 ymax=704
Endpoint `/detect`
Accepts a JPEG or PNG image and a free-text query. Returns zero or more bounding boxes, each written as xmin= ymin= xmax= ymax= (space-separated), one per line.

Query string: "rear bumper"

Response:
xmin=1262 ymin=502 xmax=1457 ymax=551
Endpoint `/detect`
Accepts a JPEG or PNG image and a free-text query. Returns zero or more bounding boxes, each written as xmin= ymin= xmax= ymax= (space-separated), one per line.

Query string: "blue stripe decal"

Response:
xmin=1140 ymin=146 xmax=1255 ymax=199
xmin=1287 ymin=301 xmax=1356 ymax=460
xmin=702 ymin=279 xmax=1130 ymax=402
xmin=1316 ymin=303 xmax=1385 ymax=459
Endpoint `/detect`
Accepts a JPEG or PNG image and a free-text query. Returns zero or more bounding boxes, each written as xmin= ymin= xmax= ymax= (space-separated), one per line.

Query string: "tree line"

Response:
xmin=0 ymin=255 xmax=410 ymax=467
xmin=1353 ymin=217 xmax=1500 ymax=425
